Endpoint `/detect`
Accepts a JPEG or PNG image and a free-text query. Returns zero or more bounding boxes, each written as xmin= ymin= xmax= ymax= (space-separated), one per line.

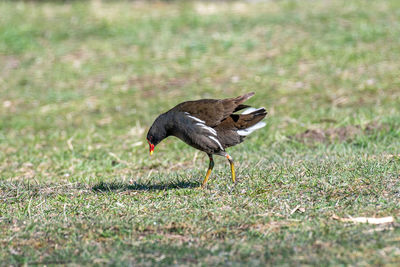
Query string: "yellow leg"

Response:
xmin=226 ymin=154 xmax=236 ymax=184
xmin=201 ymin=155 xmax=214 ymax=188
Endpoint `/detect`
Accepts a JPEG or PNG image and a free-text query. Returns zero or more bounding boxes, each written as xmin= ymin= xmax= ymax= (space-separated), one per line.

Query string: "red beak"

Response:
xmin=147 ymin=139 xmax=154 ymax=155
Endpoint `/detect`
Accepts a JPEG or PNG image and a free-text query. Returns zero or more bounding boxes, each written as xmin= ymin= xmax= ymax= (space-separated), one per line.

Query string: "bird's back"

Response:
xmin=164 ymin=92 xmax=266 ymax=154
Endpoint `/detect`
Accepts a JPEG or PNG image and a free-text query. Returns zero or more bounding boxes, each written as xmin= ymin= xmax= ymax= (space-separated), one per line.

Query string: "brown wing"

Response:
xmin=214 ymin=108 xmax=267 ymax=149
xmin=172 ymin=92 xmax=255 ymax=127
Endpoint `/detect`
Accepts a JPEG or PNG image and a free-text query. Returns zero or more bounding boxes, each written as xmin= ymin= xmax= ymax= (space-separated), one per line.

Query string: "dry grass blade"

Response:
xmin=332 ymin=215 xmax=395 ymax=225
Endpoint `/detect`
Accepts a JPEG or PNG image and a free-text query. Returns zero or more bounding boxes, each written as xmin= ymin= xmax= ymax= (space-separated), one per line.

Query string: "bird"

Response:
xmin=146 ymin=92 xmax=267 ymax=188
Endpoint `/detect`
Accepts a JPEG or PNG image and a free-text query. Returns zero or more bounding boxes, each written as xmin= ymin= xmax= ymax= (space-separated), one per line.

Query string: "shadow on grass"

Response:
xmin=92 ymin=180 xmax=200 ymax=192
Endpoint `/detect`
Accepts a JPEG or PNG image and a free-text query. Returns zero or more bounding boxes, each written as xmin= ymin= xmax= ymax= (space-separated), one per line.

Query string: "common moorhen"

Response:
xmin=146 ymin=92 xmax=267 ymax=187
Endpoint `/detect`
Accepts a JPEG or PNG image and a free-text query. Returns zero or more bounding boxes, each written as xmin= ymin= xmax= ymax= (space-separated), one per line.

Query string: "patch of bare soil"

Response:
xmin=293 ymin=122 xmax=388 ymax=143
xmin=1 ymin=55 xmax=20 ymax=77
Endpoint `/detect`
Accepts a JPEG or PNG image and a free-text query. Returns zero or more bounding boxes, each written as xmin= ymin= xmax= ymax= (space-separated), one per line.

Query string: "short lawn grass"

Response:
xmin=1 ymin=0 xmax=400 ymax=265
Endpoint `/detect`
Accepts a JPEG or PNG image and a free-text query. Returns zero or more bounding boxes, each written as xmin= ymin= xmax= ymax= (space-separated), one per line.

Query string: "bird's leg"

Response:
xmin=226 ymin=154 xmax=236 ymax=184
xmin=201 ymin=154 xmax=214 ymax=188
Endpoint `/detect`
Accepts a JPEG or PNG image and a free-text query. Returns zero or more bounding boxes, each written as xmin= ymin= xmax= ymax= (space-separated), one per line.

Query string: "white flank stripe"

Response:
xmin=187 ymin=115 xmax=205 ymax=123
xmin=241 ymin=107 xmax=265 ymax=114
xmin=208 ymin=136 xmax=223 ymax=150
xmin=237 ymin=121 xmax=266 ymax=136
xmin=197 ymin=123 xmax=217 ymax=136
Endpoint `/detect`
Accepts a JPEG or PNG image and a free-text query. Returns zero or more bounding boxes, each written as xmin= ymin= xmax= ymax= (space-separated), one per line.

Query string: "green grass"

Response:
xmin=1 ymin=0 xmax=400 ymax=265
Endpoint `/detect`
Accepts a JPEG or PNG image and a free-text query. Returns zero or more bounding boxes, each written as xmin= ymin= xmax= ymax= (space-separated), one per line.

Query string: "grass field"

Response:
xmin=1 ymin=0 xmax=400 ymax=265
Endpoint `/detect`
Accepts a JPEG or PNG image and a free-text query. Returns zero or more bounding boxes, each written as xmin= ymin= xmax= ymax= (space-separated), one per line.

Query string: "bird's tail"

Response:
xmin=235 ymin=107 xmax=267 ymax=136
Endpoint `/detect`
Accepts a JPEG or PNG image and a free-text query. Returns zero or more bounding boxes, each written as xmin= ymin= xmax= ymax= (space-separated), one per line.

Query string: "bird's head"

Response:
xmin=146 ymin=115 xmax=168 ymax=156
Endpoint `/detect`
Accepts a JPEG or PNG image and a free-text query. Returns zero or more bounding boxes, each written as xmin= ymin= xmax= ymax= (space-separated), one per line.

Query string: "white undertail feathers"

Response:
xmin=237 ymin=107 xmax=266 ymax=136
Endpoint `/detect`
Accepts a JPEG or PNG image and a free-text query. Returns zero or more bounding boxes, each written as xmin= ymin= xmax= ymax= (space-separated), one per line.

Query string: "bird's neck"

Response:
xmin=157 ymin=112 xmax=176 ymax=137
